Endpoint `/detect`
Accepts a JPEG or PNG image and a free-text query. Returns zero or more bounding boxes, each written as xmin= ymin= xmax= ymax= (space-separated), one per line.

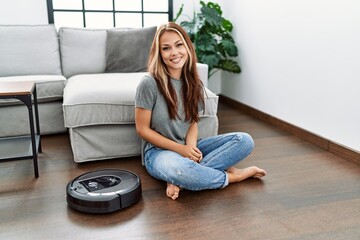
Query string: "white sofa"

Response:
xmin=0 ymin=25 xmax=219 ymax=163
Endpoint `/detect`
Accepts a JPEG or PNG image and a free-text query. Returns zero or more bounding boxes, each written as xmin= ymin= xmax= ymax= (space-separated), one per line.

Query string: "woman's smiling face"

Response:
xmin=159 ymin=30 xmax=188 ymax=79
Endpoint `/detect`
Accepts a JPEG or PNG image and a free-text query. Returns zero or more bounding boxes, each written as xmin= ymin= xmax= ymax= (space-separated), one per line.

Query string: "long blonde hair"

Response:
xmin=147 ymin=22 xmax=204 ymax=123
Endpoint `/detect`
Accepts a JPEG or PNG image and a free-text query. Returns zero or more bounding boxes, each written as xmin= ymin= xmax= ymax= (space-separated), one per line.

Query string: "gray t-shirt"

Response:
xmin=135 ymin=74 xmax=191 ymax=145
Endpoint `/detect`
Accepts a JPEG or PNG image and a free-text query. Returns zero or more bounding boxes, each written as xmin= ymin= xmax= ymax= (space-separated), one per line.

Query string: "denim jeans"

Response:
xmin=143 ymin=132 xmax=254 ymax=191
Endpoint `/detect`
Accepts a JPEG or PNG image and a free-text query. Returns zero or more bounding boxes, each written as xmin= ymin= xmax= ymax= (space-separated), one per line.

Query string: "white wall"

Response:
xmin=0 ymin=0 xmax=48 ymax=24
xmin=220 ymin=0 xmax=360 ymax=151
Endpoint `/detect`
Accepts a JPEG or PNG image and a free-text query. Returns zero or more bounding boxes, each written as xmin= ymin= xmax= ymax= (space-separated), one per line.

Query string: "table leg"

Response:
xmin=33 ymin=85 xmax=42 ymax=153
xmin=28 ymin=106 xmax=39 ymax=178
xmin=18 ymin=93 xmax=40 ymax=178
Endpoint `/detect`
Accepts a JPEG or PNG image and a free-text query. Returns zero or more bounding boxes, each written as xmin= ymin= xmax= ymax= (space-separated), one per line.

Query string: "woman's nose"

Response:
xmin=170 ymin=48 xmax=178 ymax=55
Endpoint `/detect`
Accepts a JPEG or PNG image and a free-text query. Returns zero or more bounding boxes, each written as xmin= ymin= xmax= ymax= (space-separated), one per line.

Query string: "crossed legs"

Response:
xmin=145 ymin=132 xmax=266 ymax=200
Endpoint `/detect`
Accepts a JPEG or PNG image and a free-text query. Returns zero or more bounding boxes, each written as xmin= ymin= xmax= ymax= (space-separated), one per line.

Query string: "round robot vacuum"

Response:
xmin=66 ymin=169 xmax=141 ymax=213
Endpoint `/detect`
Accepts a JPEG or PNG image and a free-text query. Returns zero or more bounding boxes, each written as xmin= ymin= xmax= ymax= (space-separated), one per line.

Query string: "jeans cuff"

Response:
xmin=221 ymin=172 xmax=229 ymax=189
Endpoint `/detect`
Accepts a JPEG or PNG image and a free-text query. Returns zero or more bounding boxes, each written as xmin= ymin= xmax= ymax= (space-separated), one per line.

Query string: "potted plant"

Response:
xmin=174 ymin=1 xmax=240 ymax=78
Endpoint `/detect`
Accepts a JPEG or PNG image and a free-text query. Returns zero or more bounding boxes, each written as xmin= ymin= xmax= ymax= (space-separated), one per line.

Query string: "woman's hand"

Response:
xmin=179 ymin=145 xmax=203 ymax=163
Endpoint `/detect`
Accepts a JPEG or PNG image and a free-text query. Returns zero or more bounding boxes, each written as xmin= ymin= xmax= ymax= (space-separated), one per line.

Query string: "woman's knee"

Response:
xmin=233 ymin=132 xmax=255 ymax=151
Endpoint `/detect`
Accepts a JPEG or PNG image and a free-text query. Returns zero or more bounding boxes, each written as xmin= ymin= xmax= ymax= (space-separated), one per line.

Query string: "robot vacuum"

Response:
xmin=66 ymin=169 xmax=141 ymax=213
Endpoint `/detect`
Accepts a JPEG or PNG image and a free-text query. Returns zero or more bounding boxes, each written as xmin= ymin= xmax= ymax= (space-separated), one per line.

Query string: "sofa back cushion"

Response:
xmin=0 ymin=25 xmax=62 ymax=77
xmin=105 ymin=26 xmax=157 ymax=73
xmin=59 ymin=27 xmax=107 ymax=78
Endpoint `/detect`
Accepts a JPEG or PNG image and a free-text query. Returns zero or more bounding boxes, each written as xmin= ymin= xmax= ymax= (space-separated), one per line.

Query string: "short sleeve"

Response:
xmin=135 ymin=75 xmax=157 ymax=110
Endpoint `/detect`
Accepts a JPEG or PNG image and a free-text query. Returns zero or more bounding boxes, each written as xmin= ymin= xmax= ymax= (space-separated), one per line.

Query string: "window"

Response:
xmin=47 ymin=0 xmax=173 ymax=29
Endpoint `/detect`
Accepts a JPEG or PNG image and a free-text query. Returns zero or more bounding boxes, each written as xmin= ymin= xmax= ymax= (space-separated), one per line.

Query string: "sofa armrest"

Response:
xmin=196 ymin=63 xmax=208 ymax=88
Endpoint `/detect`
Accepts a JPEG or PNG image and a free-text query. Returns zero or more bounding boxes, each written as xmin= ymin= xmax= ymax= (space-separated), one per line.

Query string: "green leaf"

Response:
xmin=216 ymin=59 xmax=241 ymax=73
xmin=201 ymin=5 xmax=222 ymax=28
xmin=180 ymin=20 xmax=196 ymax=41
xmin=201 ymin=53 xmax=220 ymax=69
xmin=181 ymin=20 xmax=195 ymax=32
xmin=173 ymin=4 xmax=183 ymax=22
xmin=221 ymin=39 xmax=238 ymax=57
xmin=207 ymin=2 xmax=222 ymax=15
xmin=196 ymin=34 xmax=217 ymax=52
xmin=222 ymin=19 xmax=233 ymax=32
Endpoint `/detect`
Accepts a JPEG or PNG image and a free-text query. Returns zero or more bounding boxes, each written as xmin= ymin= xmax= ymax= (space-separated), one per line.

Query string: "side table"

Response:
xmin=0 ymin=81 xmax=42 ymax=178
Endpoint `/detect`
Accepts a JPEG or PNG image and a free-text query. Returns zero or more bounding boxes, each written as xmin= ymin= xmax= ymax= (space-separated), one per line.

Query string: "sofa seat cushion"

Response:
xmin=63 ymin=73 xmax=219 ymax=128
xmin=63 ymin=73 xmax=146 ymax=128
xmin=0 ymin=75 xmax=66 ymax=106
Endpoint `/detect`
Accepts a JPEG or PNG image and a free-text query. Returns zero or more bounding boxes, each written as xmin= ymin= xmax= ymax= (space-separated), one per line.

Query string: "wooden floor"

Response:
xmin=1 ymin=102 xmax=359 ymax=240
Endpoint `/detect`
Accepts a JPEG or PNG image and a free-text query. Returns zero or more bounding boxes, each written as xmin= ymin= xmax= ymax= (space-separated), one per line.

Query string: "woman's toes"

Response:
xmin=166 ymin=183 xmax=181 ymax=200
xmin=253 ymin=168 xmax=266 ymax=179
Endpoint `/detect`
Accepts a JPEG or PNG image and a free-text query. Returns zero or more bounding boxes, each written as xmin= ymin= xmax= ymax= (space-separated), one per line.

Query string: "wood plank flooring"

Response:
xmin=1 ymin=101 xmax=359 ymax=240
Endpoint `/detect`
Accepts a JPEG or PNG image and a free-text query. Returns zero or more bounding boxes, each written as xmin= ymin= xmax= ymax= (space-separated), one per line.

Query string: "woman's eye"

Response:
xmin=176 ymin=43 xmax=183 ymax=48
xmin=162 ymin=47 xmax=170 ymax=51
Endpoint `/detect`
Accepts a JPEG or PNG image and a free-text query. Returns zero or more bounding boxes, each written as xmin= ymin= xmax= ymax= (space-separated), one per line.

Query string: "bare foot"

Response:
xmin=227 ymin=166 xmax=266 ymax=183
xmin=166 ymin=183 xmax=181 ymax=200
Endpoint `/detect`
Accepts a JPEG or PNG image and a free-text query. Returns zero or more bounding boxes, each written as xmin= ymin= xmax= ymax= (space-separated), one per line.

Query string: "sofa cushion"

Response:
xmin=59 ymin=27 xmax=107 ymax=78
xmin=0 ymin=25 xmax=62 ymax=77
xmin=62 ymin=73 xmax=218 ymax=128
xmin=0 ymin=75 xmax=66 ymax=106
xmin=105 ymin=26 xmax=157 ymax=73
xmin=63 ymin=73 xmax=146 ymax=128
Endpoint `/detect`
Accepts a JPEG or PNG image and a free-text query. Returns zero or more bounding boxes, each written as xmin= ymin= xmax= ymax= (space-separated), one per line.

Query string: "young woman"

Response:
xmin=135 ymin=22 xmax=266 ymax=200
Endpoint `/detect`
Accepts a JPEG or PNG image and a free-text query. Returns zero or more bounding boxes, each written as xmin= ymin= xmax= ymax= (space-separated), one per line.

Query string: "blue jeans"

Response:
xmin=143 ymin=132 xmax=254 ymax=191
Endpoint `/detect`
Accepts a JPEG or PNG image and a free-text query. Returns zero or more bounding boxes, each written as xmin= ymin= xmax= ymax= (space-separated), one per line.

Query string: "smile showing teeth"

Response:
xmin=171 ymin=57 xmax=181 ymax=64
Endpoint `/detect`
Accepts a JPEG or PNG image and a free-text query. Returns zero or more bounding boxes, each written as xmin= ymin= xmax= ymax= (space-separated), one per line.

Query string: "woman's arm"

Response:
xmin=135 ymin=107 xmax=202 ymax=161
xmin=135 ymin=107 xmax=179 ymax=151
xmin=185 ymin=122 xmax=203 ymax=162
xmin=185 ymin=122 xmax=198 ymax=147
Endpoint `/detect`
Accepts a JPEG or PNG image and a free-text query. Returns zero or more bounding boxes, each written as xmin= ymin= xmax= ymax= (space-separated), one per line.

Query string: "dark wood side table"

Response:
xmin=0 ymin=81 xmax=42 ymax=178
